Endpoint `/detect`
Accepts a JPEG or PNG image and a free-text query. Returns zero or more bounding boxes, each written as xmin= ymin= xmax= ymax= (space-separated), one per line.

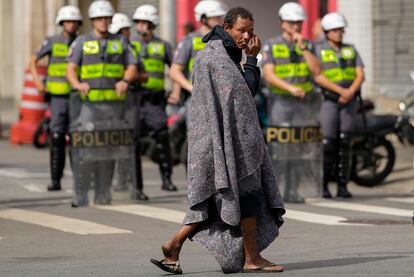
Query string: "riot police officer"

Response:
xmin=316 ymin=13 xmax=365 ymax=198
xmin=66 ymin=0 xmax=138 ymax=206
xmin=29 ymin=5 xmax=82 ymax=191
xmin=262 ymin=2 xmax=350 ymax=202
xmin=169 ymin=0 xmax=227 ymax=105
xmin=130 ymin=4 xmax=177 ymax=196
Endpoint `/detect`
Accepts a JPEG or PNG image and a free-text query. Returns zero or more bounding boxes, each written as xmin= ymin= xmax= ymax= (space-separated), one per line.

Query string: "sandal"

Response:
xmin=150 ymin=258 xmax=183 ymax=274
xmin=242 ymin=264 xmax=285 ymax=273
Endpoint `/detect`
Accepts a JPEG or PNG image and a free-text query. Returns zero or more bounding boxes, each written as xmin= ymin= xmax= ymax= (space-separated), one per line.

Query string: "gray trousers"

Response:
xmin=320 ymin=99 xmax=358 ymax=139
xmin=50 ymin=96 xmax=70 ymax=133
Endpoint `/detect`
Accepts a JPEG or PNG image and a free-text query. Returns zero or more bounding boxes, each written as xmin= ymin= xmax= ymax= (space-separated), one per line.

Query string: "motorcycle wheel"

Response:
xmin=351 ymin=137 xmax=395 ymax=187
xmin=33 ymin=118 xmax=50 ymax=149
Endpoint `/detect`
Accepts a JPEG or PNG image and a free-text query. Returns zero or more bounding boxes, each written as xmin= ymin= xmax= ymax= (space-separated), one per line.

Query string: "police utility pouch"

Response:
xmin=323 ymin=89 xmax=340 ymax=102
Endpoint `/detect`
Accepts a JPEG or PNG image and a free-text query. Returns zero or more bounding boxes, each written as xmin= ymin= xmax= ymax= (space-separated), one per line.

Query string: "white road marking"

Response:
xmin=385 ymin=197 xmax=414 ymax=204
xmin=284 ymin=209 xmax=370 ymax=226
xmin=0 ymin=169 xmax=48 ymax=179
xmin=95 ymin=204 xmax=369 ymax=226
xmin=0 ymin=208 xmax=131 ymax=235
xmin=95 ymin=204 xmax=185 ymax=224
xmin=23 ymin=184 xmax=44 ymax=193
xmin=310 ymin=201 xmax=413 ymax=218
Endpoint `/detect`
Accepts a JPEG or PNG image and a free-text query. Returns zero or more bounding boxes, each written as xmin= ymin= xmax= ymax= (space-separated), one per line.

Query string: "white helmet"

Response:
xmin=132 ymin=5 xmax=159 ymax=25
xmin=194 ymin=0 xmax=227 ymax=22
xmin=321 ymin=12 xmax=348 ymax=31
xmin=55 ymin=5 xmax=82 ymax=25
xmin=109 ymin=13 xmax=132 ymax=34
xmin=279 ymin=2 xmax=307 ymax=21
xmin=88 ymin=0 xmax=114 ymax=19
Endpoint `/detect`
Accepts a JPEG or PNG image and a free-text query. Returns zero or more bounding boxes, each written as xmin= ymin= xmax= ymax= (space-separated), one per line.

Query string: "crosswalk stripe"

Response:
xmin=95 ymin=204 xmax=370 ymax=226
xmin=23 ymin=184 xmax=44 ymax=193
xmin=309 ymin=201 xmax=412 ymax=217
xmin=284 ymin=210 xmax=370 ymax=226
xmin=0 ymin=208 xmax=132 ymax=235
xmin=385 ymin=197 xmax=414 ymax=204
xmin=95 ymin=204 xmax=185 ymax=223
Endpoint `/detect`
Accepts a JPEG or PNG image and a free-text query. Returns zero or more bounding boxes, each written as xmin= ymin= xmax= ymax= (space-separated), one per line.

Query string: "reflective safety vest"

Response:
xmin=188 ymin=37 xmax=205 ymax=74
xmin=271 ymin=42 xmax=312 ymax=95
xmin=46 ymin=36 xmax=72 ymax=95
xmin=319 ymin=44 xmax=357 ymax=88
xmin=79 ymin=33 xmax=125 ymax=101
xmin=131 ymin=39 xmax=166 ymax=91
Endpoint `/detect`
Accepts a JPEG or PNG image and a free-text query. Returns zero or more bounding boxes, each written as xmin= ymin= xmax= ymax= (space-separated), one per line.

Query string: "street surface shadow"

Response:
xmin=380 ymin=175 xmax=414 ymax=186
xmin=283 ymin=255 xmax=407 ymax=271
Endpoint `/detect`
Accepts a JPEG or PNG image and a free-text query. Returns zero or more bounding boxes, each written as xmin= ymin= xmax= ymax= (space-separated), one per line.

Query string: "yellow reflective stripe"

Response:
xmin=323 ymin=68 xmax=343 ymax=82
xmin=131 ymin=41 xmax=142 ymax=54
xmin=341 ymin=47 xmax=355 ymax=60
xmin=80 ymin=63 xmax=124 ymax=79
xmin=321 ymin=49 xmax=338 ymax=63
xmin=192 ymin=37 xmax=205 ymax=51
xmin=48 ymin=63 xmax=67 ymax=77
xmin=143 ymin=77 xmax=165 ymax=90
xmin=104 ymin=64 xmax=124 ymax=78
xmin=272 ymin=44 xmax=290 ymax=58
xmin=107 ymin=40 xmax=123 ymax=54
xmin=46 ymin=81 xmax=71 ymax=95
xmin=143 ymin=58 xmax=164 ymax=73
xmin=271 ymin=82 xmax=313 ymax=95
xmin=80 ymin=89 xmax=126 ymax=102
xmin=52 ymin=43 xmax=68 ymax=57
xmin=343 ymin=67 xmax=356 ymax=80
xmin=323 ymin=67 xmax=356 ymax=82
xmin=83 ymin=40 xmax=100 ymax=54
xmin=274 ymin=63 xmax=310 ymax=78
xmin=188 ymin=57 xmax=195 ymax=73
xmin=147 ymin=42 xmax=165 ymax=56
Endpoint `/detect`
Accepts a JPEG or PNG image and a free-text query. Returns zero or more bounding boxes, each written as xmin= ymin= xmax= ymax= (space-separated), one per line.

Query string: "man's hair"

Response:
xmin=224 ymin=7 xmax=254 ymax=28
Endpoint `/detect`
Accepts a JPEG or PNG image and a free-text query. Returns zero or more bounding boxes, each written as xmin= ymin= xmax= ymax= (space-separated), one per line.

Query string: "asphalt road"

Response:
xmin=0 ymin=139 xmax=413 ymax=277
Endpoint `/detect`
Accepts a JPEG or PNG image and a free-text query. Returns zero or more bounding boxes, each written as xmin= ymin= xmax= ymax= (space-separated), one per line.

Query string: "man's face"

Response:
xmin=62 ymin=21 xmax=80 ymax=34
xmin=92 ymin=17 xmax=111 ymax=33
xmin=120 ymin=27 xmax=130 ymax=40
xmin=206 ymin=15 xmax=224 ymax=28
xmin=281 ymin=20 xmax=303 ymax=34
xmin=135 ymin=20 xmax=154 ymax=35
xmin=326 ymin=28 xmax=345 ymax=43
xmin=224 ymin=17 xmax=254 ymax=49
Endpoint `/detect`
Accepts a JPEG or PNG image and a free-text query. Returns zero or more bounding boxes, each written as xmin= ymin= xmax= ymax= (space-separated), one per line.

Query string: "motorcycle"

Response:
xmin=351 ymin=86 xmax=414 ymax=187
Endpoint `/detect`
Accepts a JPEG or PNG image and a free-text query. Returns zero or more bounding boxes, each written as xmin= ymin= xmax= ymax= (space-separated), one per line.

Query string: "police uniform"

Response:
xmin=36 ymin=34 xmax=77 ymax=190
xmin=172 ymin=30 xmax=205 ymax=123
xmin=262 ymin=35 xmax=322 ymax=202
xmin=67 ymin=31 xmax=137 ymax=205
xmin=130 ymin=34 xmax=177 ymax=191
xmin=315 ymin=39 xmax=364 ymax=197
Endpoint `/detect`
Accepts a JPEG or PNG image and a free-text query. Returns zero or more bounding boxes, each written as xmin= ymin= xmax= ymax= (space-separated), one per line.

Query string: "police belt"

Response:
xmin=323 ymin=89 xmax=359 ymax=103
xmin=266 ymin=126 xmax=322 ymax=144
xmin=140 ymin=90 xmax=165 ymax=105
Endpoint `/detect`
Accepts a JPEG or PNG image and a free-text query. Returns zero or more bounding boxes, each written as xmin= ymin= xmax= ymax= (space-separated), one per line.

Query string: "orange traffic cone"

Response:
xmin=10 ymin=67 xmax=48 ymax=145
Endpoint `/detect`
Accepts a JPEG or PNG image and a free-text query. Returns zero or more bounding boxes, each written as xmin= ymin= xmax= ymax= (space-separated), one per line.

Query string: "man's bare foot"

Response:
xmin=244 ymin=256 xmax=284 ymax=272
xmin=161 ymin=241 xmax=182 ymax=264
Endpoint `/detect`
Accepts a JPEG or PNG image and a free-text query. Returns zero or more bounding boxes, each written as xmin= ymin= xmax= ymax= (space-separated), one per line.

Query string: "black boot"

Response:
xmin=48 ymin=132 xmax=65 ymax=191
xmin=337 ymin=133 xmax=353 ymax=198
xmin=132 ymin=143 xmax=149 ymax=200
xmin=322 ymin=138 xmax=337 ymax=199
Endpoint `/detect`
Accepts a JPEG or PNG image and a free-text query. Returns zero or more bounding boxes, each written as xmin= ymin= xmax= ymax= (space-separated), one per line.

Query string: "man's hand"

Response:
xmin=35 ymin=81 xmax=46 ymax=95
xmin=289 ymin=86 xmax=306 ymax=99
xmin=167 ymin=89 xmax=181 ymax=105
xmin=292 ymin=32 xmax=305 ymax=49
xmin=115 ymin=80 xmax=128 ymax=97
xmin=76 ymin=83 xmax=90 ymax=96
xmin=245 ymin=34 xmax=261 ymax=57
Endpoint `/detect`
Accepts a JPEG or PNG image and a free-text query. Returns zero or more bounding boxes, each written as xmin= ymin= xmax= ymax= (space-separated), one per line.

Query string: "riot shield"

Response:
xmin=266 ymin=92 xmax=323 ymax=202
xmin=69 ymin=92 xmax=137 ymax=206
